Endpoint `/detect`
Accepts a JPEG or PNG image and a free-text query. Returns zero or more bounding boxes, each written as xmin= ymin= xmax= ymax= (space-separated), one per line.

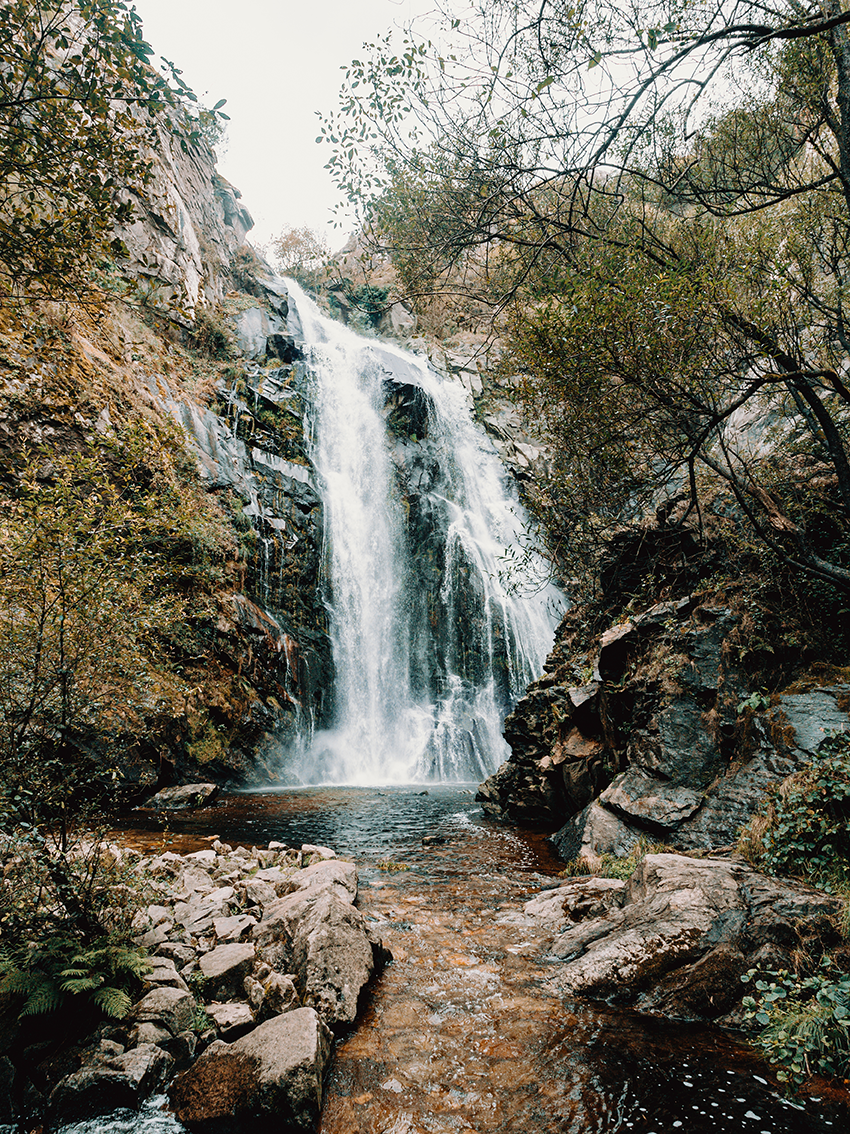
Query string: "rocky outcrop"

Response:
xmin=12 ymin=840 xmax=386 ymax=1132
xmin=115 ymin=117 xmax=253 ymax=322
xmin=527 ymin=853 xmax=842 ymax=1024
xmin=478 ymin=579 xmax=850 ymax=855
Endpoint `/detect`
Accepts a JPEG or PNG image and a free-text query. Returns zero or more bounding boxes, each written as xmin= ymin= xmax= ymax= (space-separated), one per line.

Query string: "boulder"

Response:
xmin=289 ymin=858 xmax=357 ymax=902
xmin=169 ymin=1007 xmax=332 ymax=1134
xmin=147 ymin=784 xmax=219 ymax=810
xmin=213 ymin=913 xmax=257 ymax=942
xmin=253 ymin=888 xmax=380 ymax=1025
xmin=521 ymin=877 xmax=627 ymax=931
xmin=48 ymin=1043 xmax=174 ymax=1127
xmin=206 ymin=1002 xmax=256 ymax=1041
xmin=131 ymin=987 xmax=198 ymax=1036
xmin=547 ymin=853 xmax=841 ymax=1022
xmin=198 ymin=943 xmax=255 ymax=1000
xmin=142 ymin=956 xmax=189 ymax=992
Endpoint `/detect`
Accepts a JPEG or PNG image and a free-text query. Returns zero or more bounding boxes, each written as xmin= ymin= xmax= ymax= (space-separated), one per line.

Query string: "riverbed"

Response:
xmin=102 ymin=785 xmax=846 ymax=1134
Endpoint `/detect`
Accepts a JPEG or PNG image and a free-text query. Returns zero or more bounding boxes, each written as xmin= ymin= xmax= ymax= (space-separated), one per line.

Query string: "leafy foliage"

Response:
xmin=322 ymin=0 xmax=850 ymax=595
xmin=0 ymin=825 xmax=153 ymax=1022
xmin=740 ymin=732 xmax=850 ymax=889
xmin=0 ymin=932 xmax=150 ymax=1020
xmin=0 ymin=2 xmax=226 ymax=301
xmin=271 ymin=225 xmax=329 ymax=289
xmin=742 ymin=962 xmax=850 ymax=1084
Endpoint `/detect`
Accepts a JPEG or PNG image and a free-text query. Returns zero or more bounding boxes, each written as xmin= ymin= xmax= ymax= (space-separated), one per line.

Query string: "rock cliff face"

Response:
xmin=478 ymin=527 xmax=850 ymax=855
xmin=0 ymin=114 xmax=333 ymax=790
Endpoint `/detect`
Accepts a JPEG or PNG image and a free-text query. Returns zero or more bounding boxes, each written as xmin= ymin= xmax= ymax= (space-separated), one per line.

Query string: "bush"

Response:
xmin=0 ymin=832 xmax=151 ymax=1022
xmin=739 ymin=731 xmax=850 ymax=890
xmin=742 ymin=962 xmax=850 ymax=1085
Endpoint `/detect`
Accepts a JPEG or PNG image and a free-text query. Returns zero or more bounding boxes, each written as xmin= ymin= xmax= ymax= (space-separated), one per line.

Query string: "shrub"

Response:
xmin=739 ymin=731 xmax=850 ymax=890
xmin=742 ymin=962 xmax=850 ymax=1085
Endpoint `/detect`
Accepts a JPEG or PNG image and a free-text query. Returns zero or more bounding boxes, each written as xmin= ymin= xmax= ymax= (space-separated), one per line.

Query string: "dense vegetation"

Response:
xmin=321 ymin=0 xmax=850 ymax=604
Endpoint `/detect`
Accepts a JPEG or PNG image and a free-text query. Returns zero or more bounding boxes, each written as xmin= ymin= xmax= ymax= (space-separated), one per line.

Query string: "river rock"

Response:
xmin=198 ymin=942 xmax=255 ymax=1000
xmin=521 ymin=876 xmax=627 ymax=931
xmin=131 ymin=987 xmax=198 ymax=1036
xmin=147 ymin=784 xmax=219 ymax=810
xmin=289 ymin=858 xmax=357 ymax=901
xmin=142 ymin=956 xmax=190 ymax=992
xmin=206 ymin=1002 xmax=255 ymax=1041
xmin=547 ymin=853 xmax=841 ymax=1022
xmin=169 ymin=1007 xmax=332 ymax=1134
xmin=48 ymin=1043 xmax=174 ymax=1127
xmin=253 ymin=887 xmax=379 ymax=1025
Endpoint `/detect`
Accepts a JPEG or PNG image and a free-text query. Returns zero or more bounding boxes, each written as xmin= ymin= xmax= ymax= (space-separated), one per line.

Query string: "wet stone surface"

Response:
xmin=113 ymin=786 xmax=847 ymax=1134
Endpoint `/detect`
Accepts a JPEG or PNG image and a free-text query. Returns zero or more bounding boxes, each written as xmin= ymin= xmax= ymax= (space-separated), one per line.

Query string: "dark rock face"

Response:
xmin=479 ymin=583 xmax=850 ymax=854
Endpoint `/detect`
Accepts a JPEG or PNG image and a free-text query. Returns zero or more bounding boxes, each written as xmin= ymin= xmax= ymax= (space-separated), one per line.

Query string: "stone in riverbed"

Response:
xmin=289 ymin=858 xmax=357 ymax=901
xmin=130 ymin=987 xmax=197 ymax=1036
xmin=547 ymin=853 xmax=841 ymax=1022
xmin=198 ymin=942 xmax=255 ymax=1000
xmin=206 ymin=1002 xmax=256 ymax=1041
xmin=147 ymin=784 xmax=219 ymax=810
xmin=253 ymin=888 xmax=381 ymax=1025
xmin=169 ymin=1007 xmax=332 ymax=1134
xmin=48 ymin=1043 xmax=174 ymax=1127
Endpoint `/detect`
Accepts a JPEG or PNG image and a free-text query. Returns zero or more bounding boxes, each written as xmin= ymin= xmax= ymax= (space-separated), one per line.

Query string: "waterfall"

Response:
xmin=279 ymin=280 xmax=563 ymax=785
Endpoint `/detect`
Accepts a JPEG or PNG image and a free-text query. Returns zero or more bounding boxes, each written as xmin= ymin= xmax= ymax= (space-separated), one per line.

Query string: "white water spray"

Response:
xmin=281 ymin=281 xmax=562 ymax=784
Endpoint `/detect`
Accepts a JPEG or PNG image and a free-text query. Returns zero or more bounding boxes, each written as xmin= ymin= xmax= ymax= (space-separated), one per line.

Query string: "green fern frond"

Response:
xmin=21 ymin=985 xmax=61 ymax=1016
xmin=60 ymin=975 xmax=102 ymax=994
xmin=92 ymin=986 xmax=132 ymax=1019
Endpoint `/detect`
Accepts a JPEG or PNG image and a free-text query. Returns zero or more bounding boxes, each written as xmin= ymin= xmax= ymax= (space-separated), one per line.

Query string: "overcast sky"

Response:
xmin=131 ymin=1 xmax=430 ymax=255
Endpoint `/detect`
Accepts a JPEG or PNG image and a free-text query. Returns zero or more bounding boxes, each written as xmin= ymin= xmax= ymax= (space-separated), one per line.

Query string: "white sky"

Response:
xmin=131 ymin=0 xmax=430 ymax=255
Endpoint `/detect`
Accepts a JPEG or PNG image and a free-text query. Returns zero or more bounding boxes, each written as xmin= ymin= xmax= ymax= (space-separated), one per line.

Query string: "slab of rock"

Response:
xmin=199 ymin=942 xmax=255 ymax=1000
xmin=142 ymin=956 xmax=189 ymax=992
xmin=207 ymin=1002 xmax=256 ymax=1041
xmin=253 ymin=887 xmax=380 ymax=1025
xmin=289 ymin=858 xmax=357 ymax=902
xmin=213 ymin=913 xmax=257 ymax=942
xmin=169 ymin=1007 xmax=332 ymax=1134
xmin=521 ymin=877 xmax=627 ymax=931
xmin=148 ymin=784 xmax=219 ymax=810
xmin=48 ymin=1043 xmax=174 ymax=1126
xmin=548 ymin=853 xmax=841 ymax=1022
xmin=131 ymin=987 xmax=198 ymax=1036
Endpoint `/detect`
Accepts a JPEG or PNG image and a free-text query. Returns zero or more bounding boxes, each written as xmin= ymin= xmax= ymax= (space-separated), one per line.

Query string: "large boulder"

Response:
xmin=199 ymin=942 xmax=256 ymax=1000
xmin=253 ymin=888 xmax=379 ymax=1026
xmin=147 ymin=784 xmax=219 ymax=810
xmin=169 ymin=1007 xmax=332 ymax=1134
xmin=545 ymin=853 xmax=842 ymax=1022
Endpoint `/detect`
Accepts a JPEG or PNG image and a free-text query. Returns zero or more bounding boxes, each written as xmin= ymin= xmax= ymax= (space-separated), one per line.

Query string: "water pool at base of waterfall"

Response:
xmin=103 ymin=787 xmax=849 ymax=1134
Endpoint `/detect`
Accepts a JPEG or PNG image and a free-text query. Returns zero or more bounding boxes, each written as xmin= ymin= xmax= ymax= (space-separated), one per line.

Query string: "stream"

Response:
xmin=95 ymin=786 xmax=847 ymax=1134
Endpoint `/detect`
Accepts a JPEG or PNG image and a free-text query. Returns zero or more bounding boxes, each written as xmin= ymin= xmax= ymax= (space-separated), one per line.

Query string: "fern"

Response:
xmin=92 ymin=986 xmax=132 ymax=1018
xmin=0 ymin=936 xmax=148 ymax=1021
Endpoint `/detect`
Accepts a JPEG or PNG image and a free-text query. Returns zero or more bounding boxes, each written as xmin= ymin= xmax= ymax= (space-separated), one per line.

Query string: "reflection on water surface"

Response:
xmin=110 ymin=786 xmax=847 ymax=1134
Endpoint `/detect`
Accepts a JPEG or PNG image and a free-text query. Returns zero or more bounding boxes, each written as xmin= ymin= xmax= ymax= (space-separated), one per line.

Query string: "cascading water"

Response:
xmin=280 ymin=280 xmax=563 ymax=785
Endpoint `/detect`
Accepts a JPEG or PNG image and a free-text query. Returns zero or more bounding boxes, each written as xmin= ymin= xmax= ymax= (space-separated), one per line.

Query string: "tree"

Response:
xmin=320 ymin=1 xmax=850 ymax=593
xmin=271 ymin=224 xmax=329 ymax=287
xmin=0 ymin=1 xmax=227 ymax=302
